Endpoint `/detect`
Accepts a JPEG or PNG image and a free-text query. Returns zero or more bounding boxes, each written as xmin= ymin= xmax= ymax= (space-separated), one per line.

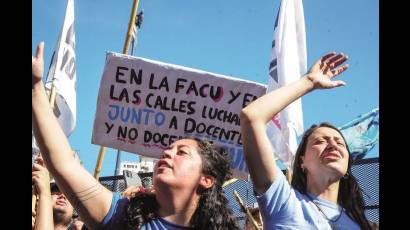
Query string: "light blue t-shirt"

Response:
xmin=100 ymin=192 xmax=193 ymax=230
xmin=256 ymin=168 xmax=361 ymax=230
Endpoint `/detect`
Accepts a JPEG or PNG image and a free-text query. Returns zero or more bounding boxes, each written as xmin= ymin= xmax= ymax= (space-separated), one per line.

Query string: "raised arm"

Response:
xmin=32 ymin=158 xmax=53 ymax=230
xmin=32 ymin=42 xmax=112 ymax=229
xmin=240 ymin=52 xmax=348 ymax=195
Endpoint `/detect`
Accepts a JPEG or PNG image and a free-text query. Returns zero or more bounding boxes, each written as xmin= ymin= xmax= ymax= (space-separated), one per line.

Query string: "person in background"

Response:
xmin=50 ymin=183 xmax=75 ymax=230
xmin=32 ymin=156 xmax=75 ymax=230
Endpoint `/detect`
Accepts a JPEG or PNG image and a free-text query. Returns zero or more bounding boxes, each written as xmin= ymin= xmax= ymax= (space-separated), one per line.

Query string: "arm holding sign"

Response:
xmin=32 ymin=42 xmax=113 ymax=229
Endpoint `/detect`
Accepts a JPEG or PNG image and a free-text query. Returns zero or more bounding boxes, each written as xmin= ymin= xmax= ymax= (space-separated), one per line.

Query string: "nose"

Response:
xmin=57 ymin=192 xmax=67 ymax=200
xmin=161 ymin=147 xmax=174 ymax=159
xmin=326 ymin=139 xmax=338 ymax=150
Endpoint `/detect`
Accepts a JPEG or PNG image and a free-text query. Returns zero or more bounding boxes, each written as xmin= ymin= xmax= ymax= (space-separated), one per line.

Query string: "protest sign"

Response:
xmin=92 ymin=52 xmax=266 ymax=178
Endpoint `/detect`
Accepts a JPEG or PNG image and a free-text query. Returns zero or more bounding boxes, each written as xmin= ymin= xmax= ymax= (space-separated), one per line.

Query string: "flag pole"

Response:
xmin=222 ymin=178 xmax=238 ymax=187
xmin=93 ymin=0 xmax=141 ymax=180
xmin=233 ymin=190 xmax=261 ymax=230
xmin=285 ymin=168 xmax=292 ymax=183
xmin=48 ymin=84 xmax=58 ymax=109
xmin=123 ymin=0 xmax=140 ymax=54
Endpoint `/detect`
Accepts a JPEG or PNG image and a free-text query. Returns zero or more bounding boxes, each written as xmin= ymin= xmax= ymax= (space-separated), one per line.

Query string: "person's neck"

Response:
xmin=156 ymin=186 xmax=200 ymax=226
xmin=306 ymin=173 xmax=340 ymax=203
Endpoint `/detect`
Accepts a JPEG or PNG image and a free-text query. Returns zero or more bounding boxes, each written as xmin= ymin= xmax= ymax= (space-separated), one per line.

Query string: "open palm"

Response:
xmin=307 ymin=52 xmax=349 ymax=89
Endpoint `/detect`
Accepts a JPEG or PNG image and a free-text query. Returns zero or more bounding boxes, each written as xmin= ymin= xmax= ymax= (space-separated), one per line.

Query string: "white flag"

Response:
xmin=266 ymin=0 xmax=306 ymax=169
xmin=44 ymin=0 xmax=77 ymax=136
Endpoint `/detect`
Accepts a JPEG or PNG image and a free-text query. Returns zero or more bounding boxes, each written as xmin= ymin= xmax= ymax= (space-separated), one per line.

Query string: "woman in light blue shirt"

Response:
xmin=240 ymin=52 xmax=373 ymax=230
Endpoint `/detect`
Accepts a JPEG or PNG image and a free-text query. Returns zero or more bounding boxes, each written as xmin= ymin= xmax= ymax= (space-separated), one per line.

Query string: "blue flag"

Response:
xmin=339 ymin=108 xmax=379 ymax=160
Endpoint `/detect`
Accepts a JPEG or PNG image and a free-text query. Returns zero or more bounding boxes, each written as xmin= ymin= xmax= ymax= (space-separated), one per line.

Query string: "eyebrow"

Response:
xmin=311 ymin=135 xmax=344 ymax=142
xmin=169 ymin=144 xmax=192 ymax=149
xmin=309 ymin=135 xmax=325 ymax=141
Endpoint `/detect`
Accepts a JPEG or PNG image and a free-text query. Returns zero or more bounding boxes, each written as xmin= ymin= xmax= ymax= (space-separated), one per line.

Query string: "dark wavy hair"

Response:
xmin=291 ymin=123 xmax=373 ymax=230
xmin=124 ymin=139 xmax=240 ymax=230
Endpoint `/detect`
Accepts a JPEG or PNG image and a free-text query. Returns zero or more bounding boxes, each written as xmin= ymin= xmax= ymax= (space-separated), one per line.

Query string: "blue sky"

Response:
xmin=32 ymin=0 xmax=379 ymax=177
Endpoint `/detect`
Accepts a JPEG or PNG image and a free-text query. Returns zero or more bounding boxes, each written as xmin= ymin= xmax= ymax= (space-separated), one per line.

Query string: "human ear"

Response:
xmin=199 ymin=175 xmax=215 ymax=189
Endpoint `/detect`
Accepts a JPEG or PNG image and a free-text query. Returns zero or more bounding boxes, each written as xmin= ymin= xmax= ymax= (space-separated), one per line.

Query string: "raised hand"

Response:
xmin=32 ymin=155 xmax=54 ymax=230
xmin=32 ymin=162 xmax=51 ymax=196
xmin=32 ymin=42 xmax=44 ymax=84
xmin=307 ymin=52 xmax=349 ymax=89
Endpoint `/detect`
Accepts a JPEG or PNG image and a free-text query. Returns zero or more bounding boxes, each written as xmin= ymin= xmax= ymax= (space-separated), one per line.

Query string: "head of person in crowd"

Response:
xmin=125 ymin=138 xmax=240 ymax=230
xmin=291 ymin=122 xmax=371 ymax=229
xmin=50 ymin=183 xmax=75 ymax=229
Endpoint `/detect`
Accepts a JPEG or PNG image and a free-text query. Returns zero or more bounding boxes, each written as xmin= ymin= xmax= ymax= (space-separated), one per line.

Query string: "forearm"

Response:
xmin=241 ymin=76 xmax=313 ymax=124
xmin=32 ymin=83 xmax=91 ymax=191
xmin=240 ymin=76 xmax=314 ymax=194
xmin=32 ymin=83 xmax=74 ymax=172
xmin=34 ymin=193 xmax=54 ymax=230
xmin=240 ymin=120 xmax=278 ymax=194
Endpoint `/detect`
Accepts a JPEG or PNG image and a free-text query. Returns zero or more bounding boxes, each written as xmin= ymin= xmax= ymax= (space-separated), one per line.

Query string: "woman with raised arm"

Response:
xmin=32 ymin=42 xmax=240 ymax=230
xmin=240 ymin=52 xmax=373 ymax=229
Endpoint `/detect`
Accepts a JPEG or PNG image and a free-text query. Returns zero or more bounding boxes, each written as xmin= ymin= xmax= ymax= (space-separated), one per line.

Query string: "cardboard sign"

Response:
xmin=92 ymin=52 xmax=266 ymax=178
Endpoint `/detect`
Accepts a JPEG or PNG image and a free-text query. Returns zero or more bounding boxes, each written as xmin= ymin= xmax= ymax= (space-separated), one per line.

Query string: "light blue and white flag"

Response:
xmin=266 ymin=0 xmax=307 ymax=170
xmin=339 ymin=108 xmax=379 ymax=160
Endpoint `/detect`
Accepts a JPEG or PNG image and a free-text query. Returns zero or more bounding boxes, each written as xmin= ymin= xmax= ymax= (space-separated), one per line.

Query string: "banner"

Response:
xmin=339 ymin=108 xmax=379 ymax=160
xmin=44 ymin=0 xmax=77 ymax=136
xmin=92 ymin=52 xmax=266 ymax=179
xmin=266 ymin=0 xmax=306 ymax=169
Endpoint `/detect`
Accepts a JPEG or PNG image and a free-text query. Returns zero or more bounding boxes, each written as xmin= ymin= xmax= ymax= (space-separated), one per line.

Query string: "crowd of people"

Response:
xmin=33 ymin=39 xmax=377 ymax=229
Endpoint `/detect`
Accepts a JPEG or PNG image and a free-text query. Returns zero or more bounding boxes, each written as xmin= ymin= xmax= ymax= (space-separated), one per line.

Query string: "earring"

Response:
xmin=301 ymin=166 xmax=306 ymax=173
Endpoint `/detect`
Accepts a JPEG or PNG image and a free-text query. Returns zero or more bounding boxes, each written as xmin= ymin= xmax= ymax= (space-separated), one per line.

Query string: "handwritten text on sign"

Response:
xmin=92 ymin=52 xmax=266 ymax=178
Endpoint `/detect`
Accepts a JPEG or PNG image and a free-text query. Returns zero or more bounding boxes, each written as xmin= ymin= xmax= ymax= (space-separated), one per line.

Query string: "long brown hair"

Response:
xmin=125 ymin=139 xmax=240 ymax=230
xmin=291 ymin=123 xmax=372 ymax=230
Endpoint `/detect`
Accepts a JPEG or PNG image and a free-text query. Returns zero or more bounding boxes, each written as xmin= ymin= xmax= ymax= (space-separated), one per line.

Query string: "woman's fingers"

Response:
xmin=35 ymin=42 xmax=44 ymax=60
xmin=330 ymin=65 xmax=349 ymax=77
xmin=321 ymin=52 xmax=337 ymax=63
xmin=322 ymin=53 xmax=348 ymax=77
xmin=314 ymin=52 xmax=336 ymax=70
xmin=319 ymin=52 xmax=338 ymax=72
xmin=329 ymin=53 xmax=348 ymax=69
